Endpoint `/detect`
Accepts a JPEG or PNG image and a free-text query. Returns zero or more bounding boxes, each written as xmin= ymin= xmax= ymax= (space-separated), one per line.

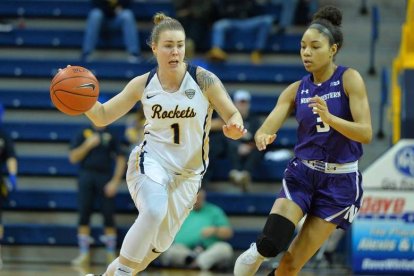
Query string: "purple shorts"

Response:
xmin=278 ymin=157 xmax=363 ymax=230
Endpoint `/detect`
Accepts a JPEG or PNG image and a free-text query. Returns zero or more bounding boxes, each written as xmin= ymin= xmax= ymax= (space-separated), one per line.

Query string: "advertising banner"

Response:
xmin=352 ymin=191 xmax=414 ymax=274
xmin=363 ymin=139 xmax=414 ymax=190
xmin=353 ymin=140 xmax=414 ymax=274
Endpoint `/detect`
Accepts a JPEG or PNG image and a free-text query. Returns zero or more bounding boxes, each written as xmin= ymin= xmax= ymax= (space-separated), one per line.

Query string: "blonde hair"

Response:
xmin=148 ymin=12 xmax=185 ymax=46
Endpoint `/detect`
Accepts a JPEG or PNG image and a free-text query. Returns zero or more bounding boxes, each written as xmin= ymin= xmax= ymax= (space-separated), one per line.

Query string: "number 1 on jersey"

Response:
xmin=171 ymin=123 xmax=180 ymax=144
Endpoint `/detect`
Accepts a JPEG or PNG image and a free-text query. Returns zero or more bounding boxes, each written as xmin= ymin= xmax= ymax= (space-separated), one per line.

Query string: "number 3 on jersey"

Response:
xmin=316 ymin=116 xmax=330 ymax=132
xmin=171 ymin=123 xmax=180 ymax=144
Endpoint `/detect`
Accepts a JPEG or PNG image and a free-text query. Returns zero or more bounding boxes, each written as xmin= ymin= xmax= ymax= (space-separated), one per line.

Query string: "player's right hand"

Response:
xmin=255 ymin=133 xmax=276 ymax=151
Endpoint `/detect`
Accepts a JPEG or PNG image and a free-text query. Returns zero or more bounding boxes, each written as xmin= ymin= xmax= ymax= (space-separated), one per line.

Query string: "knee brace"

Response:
xmin=256 ymin=214 xmax=295 ymax=258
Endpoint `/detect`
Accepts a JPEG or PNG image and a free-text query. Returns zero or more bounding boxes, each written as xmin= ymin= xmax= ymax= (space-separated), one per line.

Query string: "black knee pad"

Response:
xmin=256 ymin=213 xmax=295 ymax=257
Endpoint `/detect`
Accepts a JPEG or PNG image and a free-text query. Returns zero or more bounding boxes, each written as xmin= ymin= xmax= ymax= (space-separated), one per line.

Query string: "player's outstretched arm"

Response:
xmin=255 ymin=81 xmax=299 ymax=151
xmin=86 ymin=73 xmax=148 ymax=126
xmin=197 ymin=68 xmax=246 ymax=140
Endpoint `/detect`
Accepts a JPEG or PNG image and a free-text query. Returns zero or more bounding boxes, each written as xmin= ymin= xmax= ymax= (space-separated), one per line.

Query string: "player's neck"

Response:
xmin=157 ymin=64 xmax=187 ymax=92
xmin=312 ymin=63 xmax=337 ymax=84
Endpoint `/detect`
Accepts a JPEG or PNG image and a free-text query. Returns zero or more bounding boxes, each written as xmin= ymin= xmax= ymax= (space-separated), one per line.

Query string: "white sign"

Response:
xmin=363 ymin=139 xmax=414 ymax=190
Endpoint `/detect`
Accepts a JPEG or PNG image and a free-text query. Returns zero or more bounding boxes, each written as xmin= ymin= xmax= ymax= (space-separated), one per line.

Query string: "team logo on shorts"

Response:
xmin=185 ymin=89 xmax=195 ymax=99
xmin=394 ymin=145 xmax=414 ymax=177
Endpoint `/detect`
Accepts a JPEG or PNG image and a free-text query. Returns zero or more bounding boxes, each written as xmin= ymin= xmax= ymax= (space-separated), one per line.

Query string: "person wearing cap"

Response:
xmin=227 ymin=90 xmax=263 ymax=192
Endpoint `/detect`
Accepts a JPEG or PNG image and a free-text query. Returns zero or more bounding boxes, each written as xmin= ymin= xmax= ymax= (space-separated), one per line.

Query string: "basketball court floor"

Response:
xmin=0 ymin=262 xmax=357 ymax=276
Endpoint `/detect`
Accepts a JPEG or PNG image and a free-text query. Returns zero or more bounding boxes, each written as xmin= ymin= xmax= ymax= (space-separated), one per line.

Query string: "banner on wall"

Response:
xmin=352 ymin=139 xmax=414 ymax=274
xmin=363 ymin=139 xmax=414 ymax=189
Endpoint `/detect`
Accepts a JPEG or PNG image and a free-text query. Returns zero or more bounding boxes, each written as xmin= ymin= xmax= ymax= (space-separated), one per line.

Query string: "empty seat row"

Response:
xmin=3 ymin=223 xmax=259 ymax=251
xmin=4 ymin=121 xmax=296 ymax=146
xmin=5 ymin=190 xmax=276 ymax=216
xmin=1 ymin=28 xmax=302 ymax=53
xmin=0 ymin=88 xmax=279 ymax=115
xmin=0 ymin=0 xmax=174 ymax=20
xmin=15 ymin=154 xmax=290 ymax=181
xmin=0 ymin=58 xmax=306 ymax=84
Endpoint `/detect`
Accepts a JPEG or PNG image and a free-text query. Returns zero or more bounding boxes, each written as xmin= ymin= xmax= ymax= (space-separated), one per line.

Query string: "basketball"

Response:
xmin=50 ymin=66 xmax=99 ymax=116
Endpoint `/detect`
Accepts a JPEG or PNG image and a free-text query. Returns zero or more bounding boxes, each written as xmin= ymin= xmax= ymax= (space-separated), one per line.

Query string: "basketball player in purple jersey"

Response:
xmin=234 ymin=6 xmax=372 ymax=276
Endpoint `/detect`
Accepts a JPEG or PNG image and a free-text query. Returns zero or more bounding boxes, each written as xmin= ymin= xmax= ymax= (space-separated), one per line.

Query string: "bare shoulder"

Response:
xmin=343 ymin=67 xmax=364 ymax=83
xmin=129 ymin=72 xmax=151 ymax=87
xmin=124 ymin=72 xmax=150 ymax=91
xmin=280 ymin=80 xmax=301 ymax=100
xmin=195 ymin=67 xmax=221 ymax=93
xmin=342 ymin=68 xmax=366 ymax=96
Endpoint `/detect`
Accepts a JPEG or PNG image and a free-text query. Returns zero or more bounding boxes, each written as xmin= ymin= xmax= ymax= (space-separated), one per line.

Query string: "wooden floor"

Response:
xmin=0 ymin=262 xmax=357 ymax=276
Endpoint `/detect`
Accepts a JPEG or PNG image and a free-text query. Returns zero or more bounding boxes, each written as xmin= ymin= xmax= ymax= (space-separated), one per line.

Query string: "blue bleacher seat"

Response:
xmin=4 ymin=190 xmax=276 ymax=216
xmin=0 ymin=0 xmax=175 ymax=20
xmin=0 ymin=1 xmax=301 ymax=53
xmin=15 ymin=154 xmax=290 ymax=181
xmin=0 ymin=89 xmax=279 ymax=115
xmin=0 ymin=28 xmax=301 ymax=54
xmin=0 ymin=58 xmax=306 ymax=84
xmin=2 ymin=121 xmax=126 ymax=142
xmin=3 ymin=223 xmax=259 ymax=250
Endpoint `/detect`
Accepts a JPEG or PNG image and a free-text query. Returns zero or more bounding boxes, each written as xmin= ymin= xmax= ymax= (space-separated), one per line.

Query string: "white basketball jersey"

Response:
xmin=140 ymin=65 xmax=213 ymax=176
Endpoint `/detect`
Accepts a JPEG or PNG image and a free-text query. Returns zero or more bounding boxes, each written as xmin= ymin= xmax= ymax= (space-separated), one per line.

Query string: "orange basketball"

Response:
xmin=50 ymin=66 xmax=99 ymax=116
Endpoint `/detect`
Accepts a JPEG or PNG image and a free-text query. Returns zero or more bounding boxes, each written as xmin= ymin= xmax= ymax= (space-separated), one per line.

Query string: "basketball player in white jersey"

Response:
xmin=81 ymin=12 xmax=246 ymax=276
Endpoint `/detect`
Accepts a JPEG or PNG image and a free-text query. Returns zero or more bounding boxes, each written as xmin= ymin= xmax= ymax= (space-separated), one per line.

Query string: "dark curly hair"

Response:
xmin=309 ymin=6 xmax=343 ymax=52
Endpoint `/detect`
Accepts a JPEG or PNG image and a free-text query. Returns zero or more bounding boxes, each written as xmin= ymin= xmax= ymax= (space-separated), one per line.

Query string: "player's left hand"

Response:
xmin=308 ymin=95 xmax=332 ymax=123
xmin=7 ymin=174 xmax=17 ymax=192
xmin=223 ymin=123 xmax=246 ymax=140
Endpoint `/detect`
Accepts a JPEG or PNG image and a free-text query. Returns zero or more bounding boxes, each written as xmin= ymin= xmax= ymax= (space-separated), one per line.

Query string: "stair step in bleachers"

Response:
xmin=3 ymin=224 xmax=259 ymax=251
xmin=0 ymin=28 xmax=302 ymax=53
xmin=5 ymin=190 xmax=275 ymax=215
xmin=0 ymin=0 xmax=175 ymax=20
xmin=0 ymin=88 xmax=279 ymax=115
xmin=0 ymin=58 xmax=306 ymax=84
xmin=0 ymin=0 xmax=300 ymax=53
xmin=4 ymin=121 xmax=297 ymax=146
xmin=15 ymin=154 xmax=290 ymax=181
xmin=3 ymin=121 xmax=125 ymax=142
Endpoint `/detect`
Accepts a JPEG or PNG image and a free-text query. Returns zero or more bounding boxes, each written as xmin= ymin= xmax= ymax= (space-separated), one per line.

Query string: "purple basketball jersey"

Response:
xmin=294 ymin=66 xmax=362 ymax=163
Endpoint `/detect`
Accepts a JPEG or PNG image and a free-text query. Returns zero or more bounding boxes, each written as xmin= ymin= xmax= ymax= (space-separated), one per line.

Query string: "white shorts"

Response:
xmin=126 ymin=147 xmax=202 ymax=251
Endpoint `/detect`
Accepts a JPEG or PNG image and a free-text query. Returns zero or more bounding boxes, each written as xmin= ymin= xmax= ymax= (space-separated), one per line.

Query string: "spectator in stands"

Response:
xmin=206 ymin=0 xmax=298 ymax=64
xmin=81 ymin=0 xmax=141 ymax=63
xmin=206 ymin=0 xmax=273 ymax=64
xmin=159 ymin=189 xmax=234 ymax=271
xmin=227 ymin=90 xmax=262 ymax=192
xmin=172 ymin=0 xmax=214 ymax=57
xmin=234 ymin=6 xmax=372 ymax=276
xmin=76 ymin=12 xmax=245 ymax=276
xmin=124 ymin=104 xmax=146 ymax=151
xmin=69 ymin=123 xmax=127 ymax=268
xmin=0 ymin=104 xmax=18 ymax=268
xmin=271 ymin=0 xmax=299 ymax=34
